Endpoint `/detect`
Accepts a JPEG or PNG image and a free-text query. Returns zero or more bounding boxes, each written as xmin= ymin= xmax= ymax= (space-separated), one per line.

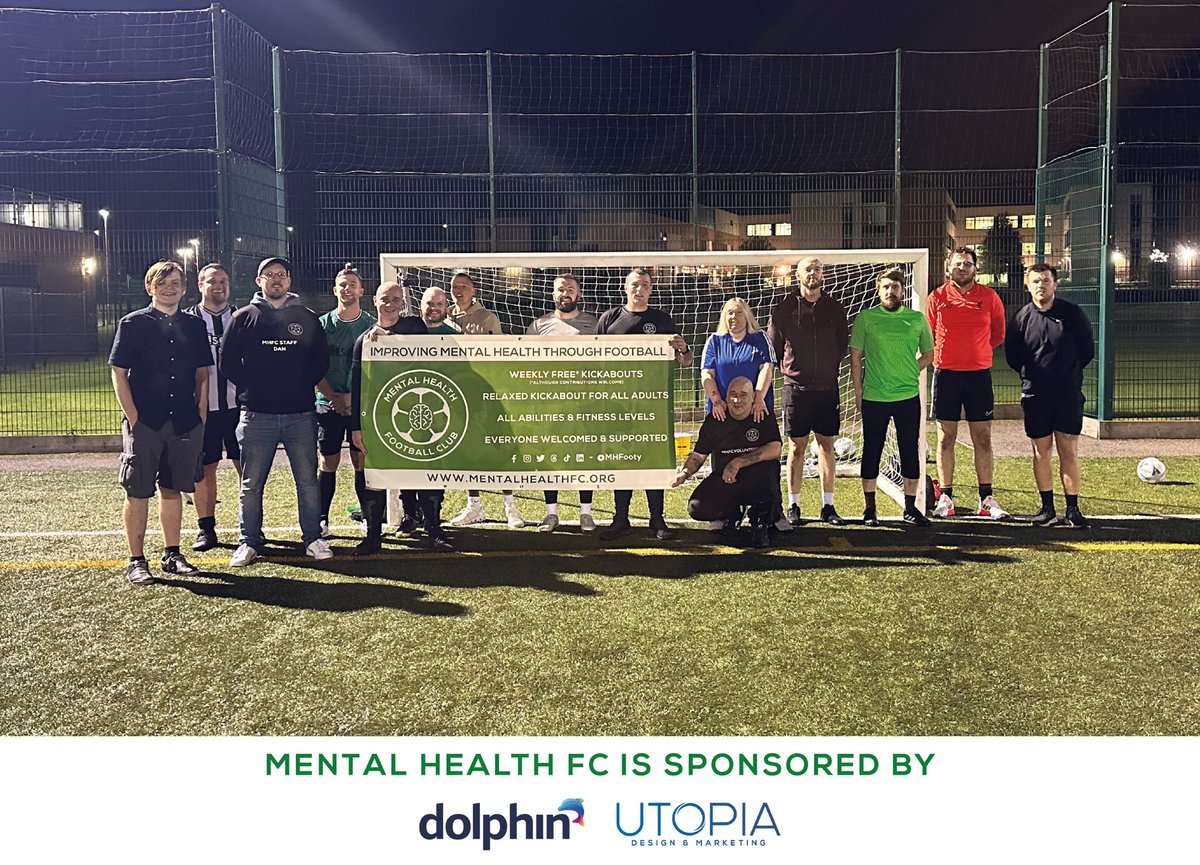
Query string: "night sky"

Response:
xmin=11 ymin=0 xmax=1191 ymax=53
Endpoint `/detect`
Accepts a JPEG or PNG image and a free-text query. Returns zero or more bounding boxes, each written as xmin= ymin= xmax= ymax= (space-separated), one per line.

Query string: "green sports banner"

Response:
xmin=360 ymin=335 xmax=677 ymax=489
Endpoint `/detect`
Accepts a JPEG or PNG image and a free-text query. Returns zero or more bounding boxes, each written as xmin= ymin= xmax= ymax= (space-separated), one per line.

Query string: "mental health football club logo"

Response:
xmin=418 ymin=798 xmax=584 ymax=851
xmin=372 ymin=368 xmax=469 ymax=462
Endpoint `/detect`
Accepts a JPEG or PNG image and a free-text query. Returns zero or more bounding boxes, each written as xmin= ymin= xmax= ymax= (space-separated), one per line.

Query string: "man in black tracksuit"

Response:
xmin=218 ymin=256 xmax=331 ymax=566
xmin=350 ymin=281 xmax=455 ymax=553
xmin=1005 ymin=263 xmax=1095 ymax=529
xmin=767 ymin=256 xmax=849 ymax=526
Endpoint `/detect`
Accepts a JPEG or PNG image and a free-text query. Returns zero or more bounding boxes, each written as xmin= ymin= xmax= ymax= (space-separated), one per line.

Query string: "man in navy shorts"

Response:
xmin=1005 ymin=263 xmax=1095 ymax=528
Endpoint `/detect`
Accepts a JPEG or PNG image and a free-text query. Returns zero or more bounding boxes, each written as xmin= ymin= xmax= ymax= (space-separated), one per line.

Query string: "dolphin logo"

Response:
xmin=558 ymin=798 xmax=584 ymax=826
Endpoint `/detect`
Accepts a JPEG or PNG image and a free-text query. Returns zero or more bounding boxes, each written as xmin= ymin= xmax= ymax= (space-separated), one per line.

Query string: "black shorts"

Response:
xmin=932 ymin=368 xmax=994 ymax=423
xmin=1021 ymin=390 xmax=1085 ymax=439
xmin=118 ymin=418 xmax=205 ymax=499
xmin=202 ymin=408 xmax=241 ymax=465
xmin=781 ymin=386 xmax=840 ymax=439
xmin=316 ymin=406 xmax=360 ymax=457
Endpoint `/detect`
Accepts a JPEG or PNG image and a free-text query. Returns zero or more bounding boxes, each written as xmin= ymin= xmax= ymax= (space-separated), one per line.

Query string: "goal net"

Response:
xmin=379 ymin=249 xmax=930 ymax=510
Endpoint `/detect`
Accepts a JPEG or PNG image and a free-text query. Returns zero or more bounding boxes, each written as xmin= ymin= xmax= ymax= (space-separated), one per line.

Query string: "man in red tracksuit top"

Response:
xmin=927 ymin=246 xmax=1008 ymax=520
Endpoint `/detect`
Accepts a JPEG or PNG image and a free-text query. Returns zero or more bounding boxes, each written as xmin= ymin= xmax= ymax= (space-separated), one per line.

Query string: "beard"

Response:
xmin=555 ymin=298 xmax=578 ymax=314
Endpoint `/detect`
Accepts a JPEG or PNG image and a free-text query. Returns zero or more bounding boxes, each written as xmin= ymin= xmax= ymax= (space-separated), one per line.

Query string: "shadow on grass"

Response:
xmin=156 ymin=569 xmax=467 ymax=617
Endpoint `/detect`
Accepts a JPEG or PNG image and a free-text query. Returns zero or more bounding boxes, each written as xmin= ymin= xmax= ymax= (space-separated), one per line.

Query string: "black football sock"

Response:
xmin=1039 ymin=490 xmax=1055 ymax=511
xmin=318 ymin=471 xmax=336 ymax=520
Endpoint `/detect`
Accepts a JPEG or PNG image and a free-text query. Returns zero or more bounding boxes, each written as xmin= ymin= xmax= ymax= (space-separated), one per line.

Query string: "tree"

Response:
xmin=976 ymin=213 xmax=1024 ymax=296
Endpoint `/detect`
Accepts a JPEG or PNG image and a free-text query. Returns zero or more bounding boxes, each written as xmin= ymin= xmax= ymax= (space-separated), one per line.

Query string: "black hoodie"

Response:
xmin=219 ymin=292 xmax=330 ymax=413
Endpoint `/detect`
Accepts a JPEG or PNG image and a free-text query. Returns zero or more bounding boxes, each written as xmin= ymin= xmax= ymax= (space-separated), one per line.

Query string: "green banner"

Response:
xmin=360 ymin=335 xmax=677 ymax=489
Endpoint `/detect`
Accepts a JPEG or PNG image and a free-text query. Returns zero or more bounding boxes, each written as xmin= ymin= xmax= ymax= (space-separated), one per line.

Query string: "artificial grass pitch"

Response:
xmin=1 ymin=459 xmax=1198 ymax=737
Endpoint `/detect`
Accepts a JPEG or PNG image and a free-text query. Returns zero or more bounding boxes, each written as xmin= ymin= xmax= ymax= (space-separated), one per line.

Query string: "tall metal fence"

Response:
xmin=0 ymin=2 xmax=1195 ymax=436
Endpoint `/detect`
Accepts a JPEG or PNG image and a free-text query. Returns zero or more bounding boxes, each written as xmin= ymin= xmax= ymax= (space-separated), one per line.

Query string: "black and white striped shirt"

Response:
xmin=185 ymin=303 xmax=239 ymax=412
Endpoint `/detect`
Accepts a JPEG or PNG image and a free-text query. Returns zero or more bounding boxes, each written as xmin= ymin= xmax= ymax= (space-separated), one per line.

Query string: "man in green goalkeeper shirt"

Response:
xmin=315 ymin=264 xmax=377 ymax=535
xmin=849 ymin=268 xmax=935 ymax=527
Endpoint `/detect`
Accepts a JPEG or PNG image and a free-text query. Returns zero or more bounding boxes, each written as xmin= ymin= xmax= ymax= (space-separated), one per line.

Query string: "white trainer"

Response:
xmin=319 ymin=519 xmax=331 ymax=538
xmin=978 ymin=495 xmax=1010 ymax=520
xmin=538 ymin=513 xmax=559 ymax=533
xmin=579 ymin=513 xmax=596 ymax=533
xmin=932 ymin=493 xmax=956 ymax=518
xmin=773 ymin=516 xmax=794 ymax=532
xmin=505 ymin=500 xmax=526 ymax=529
xmin=449 ymin=502 xmax=486 ymax=527
xmin=229 ymin=544 xmax=259 ymax=568
xmin=306 ymin=538 xmax=333 ymax=560
xmin=707 ymin=520 xmax=725 ymax=531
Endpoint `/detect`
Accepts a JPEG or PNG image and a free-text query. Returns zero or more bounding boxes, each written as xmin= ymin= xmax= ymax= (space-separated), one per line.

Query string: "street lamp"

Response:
xmin=442 ymin=223 xmax=450 ymax=252
xmin=177 ymin=247 xmax=193 ymax=286
xmin=98 ymin=208 xmax=111 ymax=303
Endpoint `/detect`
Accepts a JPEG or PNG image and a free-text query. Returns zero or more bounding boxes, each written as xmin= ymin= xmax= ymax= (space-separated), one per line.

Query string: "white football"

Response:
xmin=1137 ymin=457 xmax=1167 ymax=484
xmin=808 ymin=439 xmax=819 ymax=459
xmin=834 ymin=436 xmax=857 ymax=460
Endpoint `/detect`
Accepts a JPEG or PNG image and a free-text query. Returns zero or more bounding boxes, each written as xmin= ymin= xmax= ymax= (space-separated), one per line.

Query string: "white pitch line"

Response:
xmin=2 ymin=514 xmax=1200 ymax=540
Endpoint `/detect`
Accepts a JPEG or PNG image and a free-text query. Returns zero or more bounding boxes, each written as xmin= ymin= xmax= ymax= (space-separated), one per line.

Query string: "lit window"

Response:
xmin=965 ymin=217 xmax=976 ymax=230
xmin=1022 ymin=242 xmax=1036 ymax=257
xmin=1021 ymin=215 xmax=1036 ymax=229
xmin=746 ymin=224 xmax=772 ymax=237
xmin=1044 ymin=242 xmax=1052 ymax=255
xmin=774 ymin=223 xmax=792 ymax=236
xmin=974 ymin=216 xmax=994 ymax=231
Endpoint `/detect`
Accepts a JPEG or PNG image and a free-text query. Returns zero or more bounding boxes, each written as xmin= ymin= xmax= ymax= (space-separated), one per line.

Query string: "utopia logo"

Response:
xmin=372 ymin=368 xmax=468 ymax=462
xmin=419 ymin=801 xmax=580 ymax=851
xmin=616 ymin=801 xmax=779 ymax=848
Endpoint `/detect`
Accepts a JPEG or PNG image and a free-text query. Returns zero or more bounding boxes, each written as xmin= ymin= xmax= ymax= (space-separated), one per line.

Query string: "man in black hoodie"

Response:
xmin=219 ymin=257 xmax=331 ymax=566
xmin=1005 ymin=263 xmax=1095 ymax=529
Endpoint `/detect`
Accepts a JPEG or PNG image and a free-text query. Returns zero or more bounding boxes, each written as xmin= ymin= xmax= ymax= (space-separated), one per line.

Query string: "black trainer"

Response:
xmin=397 ymin=516 xmax=417 ymax=534
xmin=428 ymin=532 xmax=456 ymax=552
xmin=902 ymin=507 xmax=932 ymax=527
xmin=1031 ymin=507 xmax=1059 ymax=527
xmin=648 ymin=517 xmax=676 ymax=541
xmin=750 ymin=524 xmax=770 ymax=548
xmin=352 ymin=537 xmax=382 ymax=557
xmin=786 ymin=503 xmax=802 ymax=526
xmin=126 ymin=559 xmax=154 ymax=586
xmin=160 ymin=551 xmax=199 ymax=576
xmin=862 ymin=508 xmax=880 ymax=527
xmin=1063 ymin=507 xmax=1091 ymax=529
xmin=600 ymin=518 xmax=633 ymax=541
xmin=191 ymin=527 xmax=219 ymax=552
xmin=820 ymin=504 xmax=846 ymax=526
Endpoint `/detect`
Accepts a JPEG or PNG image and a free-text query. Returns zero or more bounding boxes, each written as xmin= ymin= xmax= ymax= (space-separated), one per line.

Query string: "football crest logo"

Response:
xmin=746 ymin=428 xmax=760 ymax=442
xmin=288 ymin=322 xmax=304 ymax=336
xmin=372 ymin=369 xmax=468 ymax=462
xmin=641 ymin=323 xmax=657 ymax=333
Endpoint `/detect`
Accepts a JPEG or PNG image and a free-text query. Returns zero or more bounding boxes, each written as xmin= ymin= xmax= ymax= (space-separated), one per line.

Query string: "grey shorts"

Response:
xmin=118 ymin=418 xmax=205 ymax=499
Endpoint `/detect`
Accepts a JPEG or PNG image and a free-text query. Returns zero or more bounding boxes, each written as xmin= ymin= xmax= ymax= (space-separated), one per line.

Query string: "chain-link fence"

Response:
xmin=1 ymin=3 xmax=1196 ymax=437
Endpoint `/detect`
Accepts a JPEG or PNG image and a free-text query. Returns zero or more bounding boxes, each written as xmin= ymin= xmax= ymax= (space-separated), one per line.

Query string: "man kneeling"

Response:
xmin=673 ymin=376 xmax=782 ymax=548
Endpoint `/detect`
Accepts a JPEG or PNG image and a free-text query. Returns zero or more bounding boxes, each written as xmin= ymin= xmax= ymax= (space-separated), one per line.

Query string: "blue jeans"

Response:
xmin=236 ymin=410 xmax=321 ymax=549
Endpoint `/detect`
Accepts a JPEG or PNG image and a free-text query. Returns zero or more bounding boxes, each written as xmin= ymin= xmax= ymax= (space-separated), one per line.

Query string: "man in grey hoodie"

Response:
xmin=219 ymin=257 xmax=331 ymax=566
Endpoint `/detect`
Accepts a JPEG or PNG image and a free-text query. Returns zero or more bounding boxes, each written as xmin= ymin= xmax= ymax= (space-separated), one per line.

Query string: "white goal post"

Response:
xmin=379 ymin=249 xmax=930 ymax=511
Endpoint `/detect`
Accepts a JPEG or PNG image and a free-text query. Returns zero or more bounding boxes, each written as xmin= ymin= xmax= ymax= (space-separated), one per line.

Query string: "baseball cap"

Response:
xmin=257 ymin=257 xmax=291 ymax=277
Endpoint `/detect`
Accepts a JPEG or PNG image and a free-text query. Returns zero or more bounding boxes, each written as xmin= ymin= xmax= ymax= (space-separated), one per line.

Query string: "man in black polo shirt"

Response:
xmin=1005 ymin=263 xmax=1095 ymax=528
xmin=110 ymin=260 xmax=212 ymax=585
xmin=672 ymin=377 xmax=782 ymax=549
xmin=595 ymin=267 xmax=693 ymax=541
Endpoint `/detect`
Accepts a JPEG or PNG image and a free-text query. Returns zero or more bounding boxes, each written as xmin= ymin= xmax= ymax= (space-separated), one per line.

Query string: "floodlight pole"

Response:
xmin=1097 ymin=1 xmax=1120 ymax=421
xmin=1035 ymin=43 xmax=1048 ymax=260
xmin=893 ymin=49 xmax=902 ymax=248
xmin=486 ymin=51 xmax=497 ymax=252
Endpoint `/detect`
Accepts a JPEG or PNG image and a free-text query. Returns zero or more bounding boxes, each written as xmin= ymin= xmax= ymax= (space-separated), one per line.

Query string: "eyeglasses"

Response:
xmin=260 ymin=270 xmax=289 ymax=280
